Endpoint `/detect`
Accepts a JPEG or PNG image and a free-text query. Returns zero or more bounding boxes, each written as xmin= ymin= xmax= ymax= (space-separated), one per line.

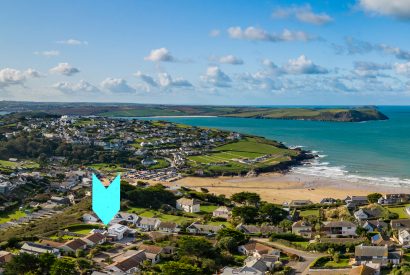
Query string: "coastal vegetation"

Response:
xmin=0 ymin=101 xmax=388 ymax=122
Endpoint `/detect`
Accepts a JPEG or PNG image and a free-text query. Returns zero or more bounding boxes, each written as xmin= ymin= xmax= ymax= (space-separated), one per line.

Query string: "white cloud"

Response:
xmin=227 ymin=26 xmax=315 ymax=42
xmin=394 ymin=62 xmax=410 ymax=75
xmin=49 ymin=63 xmax=80 ymax=76
xmin=0 ymin=68 xmax=41 ymax=88
xmin=144 ymin=48 xmax=175 ymax=62
xmin=56 ymin=39 xmax=88 ymax=45
xmin=283 ymin=55 xmax=329 ymax=74
xmin=53 ymin=80 xmax=100 ymax=94
xmin=135 ymin=71 xmax=192 ymax=89
xmin=134 ymin=71 xmax=158 ymax=87
xmin=353 ymin=61 xmax=391 ymax=78
xmin=100 ymin=78 xmax=135 ymax=93
xmin=219 ymin=55 xmax=244 ymax=65
xmin=34 ymin=50 xmax=60 ymax=57
xmin=272 ymin=4 xmax=333 ymax=25
xmin=201 ymin=66 xmax=231 ymax=87
xmin=359 ymin=0 xmax=410 ymax=19
xmin=25 ymin=68 xmax=42 ymax=78
xmin=209 ymin=29 xmax=221 ymax=37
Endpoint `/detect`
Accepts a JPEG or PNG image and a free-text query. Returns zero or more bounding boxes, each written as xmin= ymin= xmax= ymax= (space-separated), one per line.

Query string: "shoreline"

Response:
xmin=164 ymin=171 xmax=410 ymax=204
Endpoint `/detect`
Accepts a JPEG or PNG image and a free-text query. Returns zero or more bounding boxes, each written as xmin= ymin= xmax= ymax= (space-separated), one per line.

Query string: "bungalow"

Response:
xmin=82 ymin=213 xmax=100 ymax=223
xmin=354 ymin=208 xmax=383 ymax=221
xmin=238 ymin=241 xmax=279 ymax=258
xmin=236 ymin=224 xmax=281 ymax=236
xmin=391 ymin=219 xmax=410 ymax=231
xmin=136 ymin=217 xmax=161 ymax=231
xmin=320 ymin=198 xmax=338 ymax=205
xmin=289 ymin=200 xmax=313 ymax=208
xmin=362 ymin=220 xmax=388 ymax=233
xmin=321 ymin=221 xmax=357 ymax=238
xmin=50 ymin=196 xmax=70 ymax=205
xmin=0 ymin=251 xmax=12 ymax=264
xmin=355 ymin=244 xmax=400 ymax=266
xmin=157 ymin=221 xmax=180 ymax=233
xmin=212 ymin=206 xmax=232 ymax=219
xmin=61 ymin=239 xmax=88 ymax=253
xmin=349 ymin=264 xmax=379 ymax=275
xmin=105 ymin=250 xmax=146 ymax=274
xmin=20 ymin=242 xmax=60 ymax=257
xmin=139 ymin=244 xmax=163 ymax=264
xmin=222 ymin=265 xmax=264 ymax=275
xmin=82 ymin=232 xmax=106 ymax=247
xmin=378 ymin=194 xmax=410 ymax=205
xmin=398 ymin=230 xmax=410 ymax=247
xmin=346 ymin=196 xmax=369 ymax=209
xmin=176 ymin=198 xmax=200 ymax=213
xmin=186 ymin=222 xmax=223 ymax=235
xmin=292 ymin=221 xmax=313 ymax=238
xmin=112 ymin=212 xmax=140 ymax=226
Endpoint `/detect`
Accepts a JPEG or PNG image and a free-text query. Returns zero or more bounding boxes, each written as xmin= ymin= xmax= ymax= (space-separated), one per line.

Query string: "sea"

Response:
xmin=141 ymin=106 xmax=410 ymax=188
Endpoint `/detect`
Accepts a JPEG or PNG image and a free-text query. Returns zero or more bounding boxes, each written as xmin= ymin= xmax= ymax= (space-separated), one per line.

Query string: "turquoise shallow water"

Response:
xmin=142 ymin=106 xmax=410 ymax=186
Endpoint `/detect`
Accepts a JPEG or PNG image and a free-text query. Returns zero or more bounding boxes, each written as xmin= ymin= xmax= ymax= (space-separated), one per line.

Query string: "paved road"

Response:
xmin=252 ymin=238 xmax=326 ymax=275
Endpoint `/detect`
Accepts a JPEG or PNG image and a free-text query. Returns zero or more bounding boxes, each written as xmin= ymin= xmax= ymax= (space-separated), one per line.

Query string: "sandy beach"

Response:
xmin=157 ymin=172 xmax=410 ymax=204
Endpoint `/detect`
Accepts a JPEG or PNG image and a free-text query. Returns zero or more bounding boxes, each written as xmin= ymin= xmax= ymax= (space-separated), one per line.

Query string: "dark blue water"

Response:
xmin=141 ymin=106 xmax=410 ymax=186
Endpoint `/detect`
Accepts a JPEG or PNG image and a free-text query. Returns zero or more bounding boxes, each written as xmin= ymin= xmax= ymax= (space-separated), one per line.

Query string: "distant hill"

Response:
xmin=0 ymin=101 xmax=388 ymax=122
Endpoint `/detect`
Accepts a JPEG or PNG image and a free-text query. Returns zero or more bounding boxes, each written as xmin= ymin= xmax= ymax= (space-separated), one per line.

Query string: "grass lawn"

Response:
xmin=311 ymin=256 xmax=350 ymax=269
xmin=0 ymin=209 xmax=26 ymax=223
xmin=148 ymin=159 xmax=170 ymax=170
xmin=299 ymin=209 xmax=320 ymax=217
xmin=386 ymin=204 xmax=410 ymax=219
xmin=125 ymin=207 xmax=194 ymax=224
xmin=403 ymin=253 xmax=410 ymax=263
xmin=200 ymin=205 xmax=218 ymax=213
xmin=63 ymin=224 xmax=102 ymax=234
xmin=88 ymin=163 xmax=127 ymax=172
xmin=0 ymin=159 xmax=39 ymax=169
xmin=292 ymin=241 xmax=310 ymax=249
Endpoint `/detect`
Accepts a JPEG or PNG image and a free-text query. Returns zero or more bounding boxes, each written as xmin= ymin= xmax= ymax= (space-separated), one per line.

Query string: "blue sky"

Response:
xmin=1 ymin=0 xmax=410 ymax=105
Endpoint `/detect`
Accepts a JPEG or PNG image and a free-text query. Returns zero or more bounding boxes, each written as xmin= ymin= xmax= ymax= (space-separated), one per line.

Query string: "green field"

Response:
xmin=386 ymin=204 xmax=410 ymax=219
xmin=299 ymin=209 xmax=320 ymax=217
xmin=0 ymin=209 xmax=26 ymax=223
xmin=0 ymin=159 xmax=39 ymax=169
xmin=88 ymin=163 xmax=127 ymax=172
xmin=187 ymin=137 xmax=297 ymax=175
xmin=200 ymin=205 xmax=218 ymax=213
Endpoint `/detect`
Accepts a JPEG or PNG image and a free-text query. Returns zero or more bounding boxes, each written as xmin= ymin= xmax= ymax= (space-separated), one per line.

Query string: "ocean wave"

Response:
xmin=292 ymin=158 xmax=410 ymax=188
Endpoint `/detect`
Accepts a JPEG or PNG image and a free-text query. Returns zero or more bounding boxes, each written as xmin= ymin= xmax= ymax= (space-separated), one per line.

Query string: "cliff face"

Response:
xmin=301 ymin=109 xmax=389 ymax=122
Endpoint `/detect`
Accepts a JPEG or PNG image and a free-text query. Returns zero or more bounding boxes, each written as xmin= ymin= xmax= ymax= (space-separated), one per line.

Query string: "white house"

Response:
xmin=61 ymin=239 xmax=88 ymax=253
xmin=108 ymin=224 xmax=129 ymax=240
xmin=82 ymin=213 xmax=99 ymax=223
xmin=20 ymin=242 xmax=60 ymax=257
xmin=321 ymin=221 xmax=357 ymax=238
xmin=398 ymin=230 xmax=410 ymax=247
xmin=136 ymin=217 xmax=161 ymax=231
xmin=212 ymin=206 xmax=232 ymax=219
xmin=176 ymin=198 xmax=200 ymax=213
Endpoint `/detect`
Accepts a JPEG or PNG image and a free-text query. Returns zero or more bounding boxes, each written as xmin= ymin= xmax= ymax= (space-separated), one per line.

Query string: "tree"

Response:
xmin=367 ymin=193 xmax=382 ymax=203
xmin=50 ymin=257 xmax=78 ymax=275
xmin=160 ymin=261 xmax=201 ymax=275
xmin=4 ymin=253 xmax=40 ymax=275
xmin=232 ymin=206 xmax=259 ymax=223
xmin=217 ymin=228 xmax=247 ymax=244
xmin=38 ymin=253 xmax=57 ymax=274
xmin=259 ymin=203 xmax=288 ymax=224
xmin=177 ymin=236 xmax=215 ymax=258
xmin=278 ymin=219 xmax=293 ymax=231
xmin=231 ymin=192 xmax=261 ymax=206
xmin=217 ymin=237 xmax=238 ymax=253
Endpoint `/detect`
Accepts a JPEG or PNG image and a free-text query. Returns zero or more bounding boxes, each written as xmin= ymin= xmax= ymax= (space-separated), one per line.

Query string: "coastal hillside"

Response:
xmin=0 ymin=102 xmax=388 ymax=122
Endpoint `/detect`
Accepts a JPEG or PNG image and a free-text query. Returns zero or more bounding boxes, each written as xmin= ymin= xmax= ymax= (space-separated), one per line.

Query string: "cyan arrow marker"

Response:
xmin=92 ymin=173 xmax=121 ymax=225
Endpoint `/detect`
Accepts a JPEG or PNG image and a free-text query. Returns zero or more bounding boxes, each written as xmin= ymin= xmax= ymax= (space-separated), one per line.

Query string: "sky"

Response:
xmin=1 ymin=0 xmax=410 ymax=105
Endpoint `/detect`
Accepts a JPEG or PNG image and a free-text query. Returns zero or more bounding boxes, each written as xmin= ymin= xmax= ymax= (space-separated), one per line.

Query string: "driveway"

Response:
xmin=252 ymin=238 xmax=326 ymax=275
